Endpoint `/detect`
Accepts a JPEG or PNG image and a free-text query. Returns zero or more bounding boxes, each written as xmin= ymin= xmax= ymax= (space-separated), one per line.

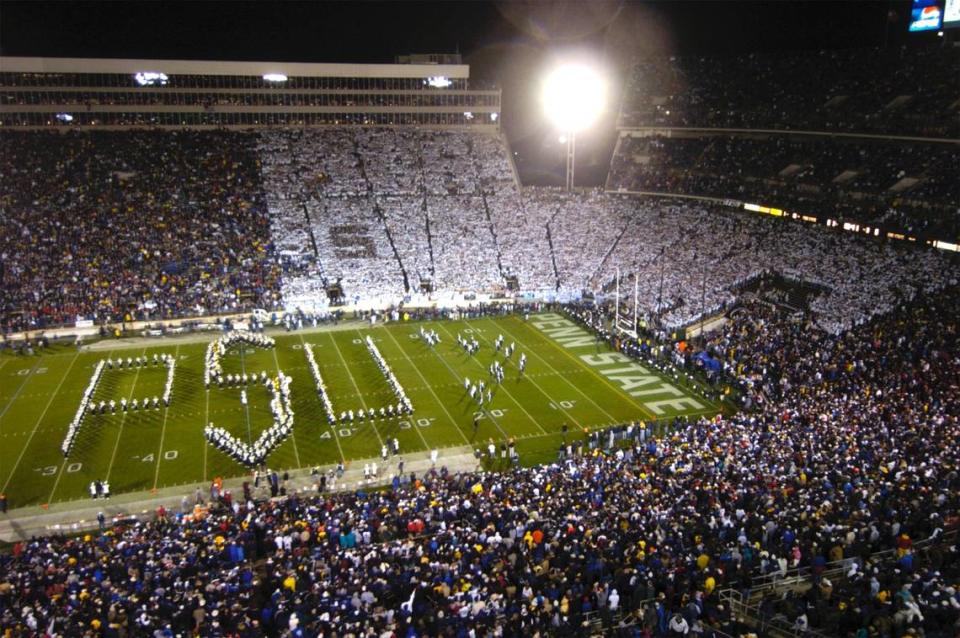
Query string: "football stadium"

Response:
xmin=0 ymin=1 xmax=958 ymax=636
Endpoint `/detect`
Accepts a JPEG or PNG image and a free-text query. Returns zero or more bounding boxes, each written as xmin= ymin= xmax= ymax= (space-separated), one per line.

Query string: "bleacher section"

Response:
xmin=619 ymin=45 xmax=960 ymax=137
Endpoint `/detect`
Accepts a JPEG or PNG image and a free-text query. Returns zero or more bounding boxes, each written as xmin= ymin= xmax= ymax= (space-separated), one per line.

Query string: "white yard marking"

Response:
xmin=325 ymin=332 xmax=385 ymax=448
xmin=433 ymin=322 xmax=549 ymax=435
xmin=0 ymin=359 xmax=44 ymax=426
xmin=152 ymin=346 xmax=179 ymax=489
xmin=384 ymin=326 xmax=472 ymax=449
xmin=271 ymin=346 xmax=301 ymax=469
xmin=2 ymin=351 xmax=81 ymax=494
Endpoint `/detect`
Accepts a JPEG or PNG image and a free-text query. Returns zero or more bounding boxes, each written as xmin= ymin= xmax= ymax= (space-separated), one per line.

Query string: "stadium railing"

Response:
xmin=718 ymin=526 xmax=958 ymax=638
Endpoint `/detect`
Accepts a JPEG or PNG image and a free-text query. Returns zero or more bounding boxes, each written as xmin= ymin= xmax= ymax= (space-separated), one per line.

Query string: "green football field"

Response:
xmin=0 ymin=313 xmax=719 ymax=509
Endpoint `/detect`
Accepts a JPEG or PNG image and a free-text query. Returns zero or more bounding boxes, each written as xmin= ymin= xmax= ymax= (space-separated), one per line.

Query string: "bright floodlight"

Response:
xmin=542 ymin=64 xmax=605 ymax=133
xmin=134 ymin=72 xmax=168 ymax=86
xmin=427 ymin=76 xmax=452 ymax=88
xmin=262 ymin=73 xmax=288 ymax=82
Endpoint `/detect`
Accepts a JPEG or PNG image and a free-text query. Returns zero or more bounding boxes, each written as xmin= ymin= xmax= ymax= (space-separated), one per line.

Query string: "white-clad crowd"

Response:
xmin=258 ymin=128 xmax=512 ymax=306
xmin=597 ymin=199 xmax=954 ymax=333
xmin=256 ymin=128 xmax=953 ymax=336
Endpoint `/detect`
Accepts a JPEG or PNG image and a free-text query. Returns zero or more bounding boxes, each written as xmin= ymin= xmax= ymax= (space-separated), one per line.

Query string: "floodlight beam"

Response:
xmin=541 ymin=64 xmax=605 ymax=134
xmin=542 ymin=63 xmax=605 ymax=190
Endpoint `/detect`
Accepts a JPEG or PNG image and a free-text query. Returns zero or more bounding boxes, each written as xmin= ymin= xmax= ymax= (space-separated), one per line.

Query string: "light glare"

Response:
xmin=542 ymin=64 xmax=605 ymax=133
xmin=263 ymin=73 xmax=288 ymax=82
xmin=426 ymin=76 xmax=452 ymax=88
xmin=134 ymin=72 xmax=168 ymax=86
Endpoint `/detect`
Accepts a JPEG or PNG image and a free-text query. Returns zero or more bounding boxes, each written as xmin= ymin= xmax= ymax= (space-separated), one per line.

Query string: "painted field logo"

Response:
xmin=531 ymin=313 xmax=705 ymax=416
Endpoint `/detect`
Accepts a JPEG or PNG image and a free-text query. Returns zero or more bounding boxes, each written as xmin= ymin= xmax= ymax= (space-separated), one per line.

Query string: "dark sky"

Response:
xmin=0 ymin=1 xmax=918 ymax=65
xmin=0 ymin=1 xmax=928 ymax=185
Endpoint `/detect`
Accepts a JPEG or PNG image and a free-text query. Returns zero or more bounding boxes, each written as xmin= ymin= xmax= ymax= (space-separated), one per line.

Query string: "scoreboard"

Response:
xmin=909 ymin=0 xmax=960 ymax=30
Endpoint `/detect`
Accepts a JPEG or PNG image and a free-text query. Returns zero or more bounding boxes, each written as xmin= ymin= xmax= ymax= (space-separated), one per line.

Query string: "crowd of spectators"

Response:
xmin=619 ymin=44 xmax=959 ymax=138
xmin=607 ymin=135 xmax=960 ymax=240
xmin=598 ymin=198 xmax=955 ymax=333
xmin=2 ymin=128 xmax=955 ymax=340
xmin=258 ymin=129 xmax=512 ymax=305
xmin=0 ymin=130 xmax=283 ymax=333
xmin=259 ymin=128 xmax=956 ymax=335
xmin=2 ymin=286 xmax=958 ymax=637
xmin=1 ymin=91 xmax=496 ymax=111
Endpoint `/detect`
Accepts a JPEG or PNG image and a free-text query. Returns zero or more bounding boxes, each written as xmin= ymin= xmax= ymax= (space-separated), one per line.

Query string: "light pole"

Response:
xmin=542 ymin=63 xmax=605 ymax=192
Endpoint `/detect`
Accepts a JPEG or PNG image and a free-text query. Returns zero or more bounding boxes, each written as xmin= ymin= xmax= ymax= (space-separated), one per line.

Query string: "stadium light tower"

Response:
xmin=542 ymin=63 xmax=605 ymax=191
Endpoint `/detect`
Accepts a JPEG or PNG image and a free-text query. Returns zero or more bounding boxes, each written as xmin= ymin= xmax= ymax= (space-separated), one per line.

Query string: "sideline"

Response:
xmin=81 ymin=319 xmax=371 ymax=351
xmin=0 ymin=446 xmax=478 ymax=542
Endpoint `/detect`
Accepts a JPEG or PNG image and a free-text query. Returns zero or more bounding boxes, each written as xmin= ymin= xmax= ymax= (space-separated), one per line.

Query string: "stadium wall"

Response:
xmin=617 ymin=126 xmax=960 ymax=145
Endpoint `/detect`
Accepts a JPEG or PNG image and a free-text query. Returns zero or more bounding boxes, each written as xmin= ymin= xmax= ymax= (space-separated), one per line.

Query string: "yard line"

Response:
xmin=325 ymin=331 xmax=385 ymax=448
xmin=492 ymin=318 xmax=634 ymax=423
xmin=202 ymin=389 xmax=210 ymax=482
xmin=103 ymin=348 xmax=149 ymax=484
xmin=1 ymin=351 xmax=81 ymax=494
xmin=152 ymin=345 xmax=179 ymax=489
xmin=0 ymin=359 xmax=44 ymax=426
xmin=457 ymin=317 xmax=584 ymax=426
xmin=372 ymin=328 xmax=437 ymax=451
xmin=377 ymin=326 xmax=476 ymax=445
xmin=48 ymin=348 xmax=140 ymax=503
xmin=432 ymin=322 xmax=548 ymax=435
xmin=239 ymin=343 xmax=253 ymax=445
xmin=298 ymin=334 xmax=346 ymax=465
xmin=271 ymin=346 xmax=301 ymax=469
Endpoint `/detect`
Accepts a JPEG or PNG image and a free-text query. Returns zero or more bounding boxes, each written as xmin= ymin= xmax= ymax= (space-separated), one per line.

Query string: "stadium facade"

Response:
xmin=0 ymin=56 xmax=500 ymax=129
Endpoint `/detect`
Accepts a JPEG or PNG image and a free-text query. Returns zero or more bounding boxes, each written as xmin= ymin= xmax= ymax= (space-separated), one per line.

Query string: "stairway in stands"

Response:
xmin=468 ymin=137 xmax=507 ymax=284
xmin=351 ymin=134 xmax=411 ymax=293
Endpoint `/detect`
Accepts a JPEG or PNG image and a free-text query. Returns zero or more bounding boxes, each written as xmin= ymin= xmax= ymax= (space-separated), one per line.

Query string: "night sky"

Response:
xmin=0 ymin=1 xmax=930 ymax=185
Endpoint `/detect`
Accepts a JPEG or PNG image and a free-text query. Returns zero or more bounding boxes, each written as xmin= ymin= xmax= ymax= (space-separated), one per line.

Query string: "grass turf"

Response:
xmin=0 ymin=314 xmax=719 ymax=509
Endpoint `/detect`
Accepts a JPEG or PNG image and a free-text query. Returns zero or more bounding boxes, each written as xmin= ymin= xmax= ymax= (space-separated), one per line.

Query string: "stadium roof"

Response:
xmin=0 ymin=57 xmax=470 ymax=79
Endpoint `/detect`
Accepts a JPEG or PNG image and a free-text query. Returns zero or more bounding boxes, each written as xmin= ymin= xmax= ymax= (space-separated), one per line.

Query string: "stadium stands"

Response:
xmin=607 ymin=134 xmax=960 ymax=240
xmin=0 ymin=130 xmax=282 ymax=332
xmin=2 ymin=128 xmax=955 ymax=336
xmin=619 ymin=45 xmax=960 ymax=137
xmin=1 ymin=44 xmax=960 ymax=638
xmin=611 ymin=43 xmax=960 ymax=244
xmin=598 ymin=198 xmax=953 ymax=333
